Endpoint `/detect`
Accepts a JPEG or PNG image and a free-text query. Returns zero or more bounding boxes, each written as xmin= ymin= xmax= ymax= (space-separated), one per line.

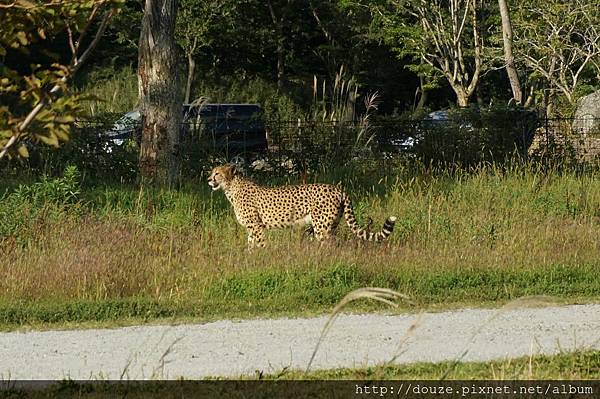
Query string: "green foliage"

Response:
xmin=77 ymin=67 xmax=139 ymax=116
xmin=372 ymin=0 xmax=498 ymax=106
xmin=0 ymin=63 xmax=81 ymax=154
xmin=193 ymin=76 xmax=304 ymax=121
xmin=10 ymin=165 xmax=80 ymax=206
xmin=2 ymin=162 xmax=600 ymax=329
xmin=0 ymin=298 xmax=180 ymax=326
xmin=207 ymin=264 xmax=363 ymax=304
xmin=0 ymin=0 xmax=123 ymax=158
xmin=96 ymin=1 xmax=142 ymax=66
xmin=15 ymin=114 xmax=139 ymax=182
xmin=254 ymin=67 xmax=381 ymax=171
xmin=413 ymin=106 xmax=539 ymax=166
xmin=2 ymin=0 xmax=600 ymax=337
xmin=512 ymin=0 xmax=600 ymax=114
xmin=276 ymin=351 xmax=600 ymax=379
xmin=176 ymin=0 xmax=235 ymax=57
xmin=0 ymin=261 xmax=598 ymax=327
xmin=1 ymin=352 xmax=597 ymax=393
xmin=0 ymin=165 xmax=81 ymax=242
xmin=310 ymin=65 xmax=360 ymax=122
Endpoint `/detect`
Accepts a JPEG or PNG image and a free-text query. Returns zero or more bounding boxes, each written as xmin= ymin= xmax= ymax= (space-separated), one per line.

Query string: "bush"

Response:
xmin=22 ymin=115 xmax=139 ymax=183
xmin=193 ymin=76 xmax=305 ymax=121
xmin=0 ymin=166 xmax=82 ymax=242
xmin=10 ymin=165 xmax=80 ymax=206
xmin=413 ymin=105 xmax=539 ymax=166
xmin=76 ymin=67 xmax=139 ymax=117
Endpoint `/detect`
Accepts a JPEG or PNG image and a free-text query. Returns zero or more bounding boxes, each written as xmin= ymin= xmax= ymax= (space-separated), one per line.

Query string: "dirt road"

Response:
xmin=1 ymin=304 xmax=599 ymax=379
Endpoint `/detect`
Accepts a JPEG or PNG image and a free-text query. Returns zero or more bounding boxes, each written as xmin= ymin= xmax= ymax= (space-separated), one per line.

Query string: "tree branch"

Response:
xmin=309 ymin=0 xmax=333 ymax=42
xmin=0 ymin=6 xmax=115 ymax=159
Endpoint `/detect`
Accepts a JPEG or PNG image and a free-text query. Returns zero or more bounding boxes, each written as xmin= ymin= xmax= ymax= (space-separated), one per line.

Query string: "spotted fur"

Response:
xmin=208 ymin=164 xmax=396 ymax=248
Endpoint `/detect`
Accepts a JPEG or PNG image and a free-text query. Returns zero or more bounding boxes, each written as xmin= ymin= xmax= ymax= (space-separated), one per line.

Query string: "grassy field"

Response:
xmin=1 ymin=162 xmax=600 ymax=329
xmin=4 ymin=351 xmax=599 ymax=398
xmin=265 ymin=350 xmax=600 ymax=380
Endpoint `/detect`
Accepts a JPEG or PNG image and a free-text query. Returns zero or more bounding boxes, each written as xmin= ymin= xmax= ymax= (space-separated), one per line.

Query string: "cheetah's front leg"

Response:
xmin=247 ymin=224 xmax=266 ymax=249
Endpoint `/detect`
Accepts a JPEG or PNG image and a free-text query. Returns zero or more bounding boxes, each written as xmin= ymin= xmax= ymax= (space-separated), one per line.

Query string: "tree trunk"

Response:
xmin=414 ymin=76 xmax=428 ymax=111
xmin=446 ymin=77 xmax=472 ymax=107
xmin=276 ymin=39 xmax=285 ymax=89
xmin=498 ymin=0 xmax=522 ymax=105
xmin=455 ymin=88 xmax=469 ymax=107
xmin=415 ymin=88 xmax=428 ymax=111
xmin=476 ymin=84 xmax=484 ymax=107
xmin=138 ymin=0 xmax=182 ymax=187
xmin=267 ymin=0 xmax=285 ymax=90
xmin=185 ymin=51 xmax=195 ymax=104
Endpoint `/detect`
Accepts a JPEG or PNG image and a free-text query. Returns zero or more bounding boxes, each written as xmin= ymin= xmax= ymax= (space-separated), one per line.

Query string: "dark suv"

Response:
xmin=104 ymin=103 xmax=268 ymax=159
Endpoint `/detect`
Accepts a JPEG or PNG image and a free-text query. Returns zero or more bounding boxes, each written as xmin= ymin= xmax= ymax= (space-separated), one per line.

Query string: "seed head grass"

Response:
xmin=264 ymin=350 xmax=600 ymax=380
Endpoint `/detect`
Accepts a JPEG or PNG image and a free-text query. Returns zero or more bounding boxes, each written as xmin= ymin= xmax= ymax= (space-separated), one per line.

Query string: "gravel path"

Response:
xmin=1 ymin=304 xmax=599 ymax=380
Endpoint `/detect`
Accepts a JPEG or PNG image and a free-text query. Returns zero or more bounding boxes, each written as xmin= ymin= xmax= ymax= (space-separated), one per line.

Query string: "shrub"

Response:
xmin=76 ymin=67 xmax=139 ymax=117
xmin=413 ymin=105 xmax=539 ymax=166
xmin=193 ymin=76 xmax=305 ymax=121
xmin=0 ymin=166 xmax=82 ymax=242
xmin=23 ymin=115 xmax=139 ymax=183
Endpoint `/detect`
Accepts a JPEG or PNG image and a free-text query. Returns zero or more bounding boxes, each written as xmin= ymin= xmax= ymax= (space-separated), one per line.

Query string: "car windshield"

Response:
xmin=118 ymin=110 xmax=141 ymax=122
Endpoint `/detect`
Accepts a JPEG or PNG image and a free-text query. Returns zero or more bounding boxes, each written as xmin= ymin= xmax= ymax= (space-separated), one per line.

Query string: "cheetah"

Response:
xmin=207 ymin=164 xmax=396 ymax=248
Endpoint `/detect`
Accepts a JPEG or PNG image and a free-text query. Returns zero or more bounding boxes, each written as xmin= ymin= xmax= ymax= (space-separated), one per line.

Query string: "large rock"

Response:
xmin=573 ymin=90 xmax=600 ymax=136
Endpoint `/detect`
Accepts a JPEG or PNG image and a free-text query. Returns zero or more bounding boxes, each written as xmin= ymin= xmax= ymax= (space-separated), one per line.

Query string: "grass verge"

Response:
xmin=0 ymin=261 xmax=598 ymax=331
xmin=260 ymin=350 xmax=600 ymax=380
xmin=3 ymin=351 xmax=599 ymax=399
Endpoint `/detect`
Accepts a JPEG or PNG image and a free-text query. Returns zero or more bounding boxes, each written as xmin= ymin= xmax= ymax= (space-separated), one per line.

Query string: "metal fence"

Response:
xmin=529 ymin=117 xmax=600 ymax=160
xmin=97 ymin=113 xmax=600 ymax=169
xmin=257 ymin=114 xmax=537 ymax=170
xmin=12 ymin=114 xmax=600 ymax=180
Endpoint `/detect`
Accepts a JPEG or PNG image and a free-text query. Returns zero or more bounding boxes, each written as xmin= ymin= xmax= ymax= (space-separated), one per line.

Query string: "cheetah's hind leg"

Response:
xmin=302 ymin=225 xmax=315 ymax=241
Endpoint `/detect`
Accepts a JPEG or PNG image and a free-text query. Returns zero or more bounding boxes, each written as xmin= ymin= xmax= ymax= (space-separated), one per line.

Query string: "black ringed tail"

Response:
xmin=342 ymin=195 xmax=396 ymax=241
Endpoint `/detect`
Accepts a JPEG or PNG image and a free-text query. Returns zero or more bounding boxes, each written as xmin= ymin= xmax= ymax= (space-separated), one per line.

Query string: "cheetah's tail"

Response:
xmin=342 ymin=196 xmax=396 ymax=242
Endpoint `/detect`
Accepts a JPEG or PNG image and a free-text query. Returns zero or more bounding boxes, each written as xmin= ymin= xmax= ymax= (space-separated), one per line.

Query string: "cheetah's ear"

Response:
xmin=224 ymin=163 xmax=237 ymax=178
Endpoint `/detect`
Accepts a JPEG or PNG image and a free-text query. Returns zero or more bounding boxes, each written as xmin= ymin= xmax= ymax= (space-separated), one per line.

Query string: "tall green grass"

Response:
xmin=77 ymin=67 xmax=139 ymax=116
xmin=76 ymin=66 xmax=306 ymax=120
xmin=1 ymin=163 xmax=600 ymax=328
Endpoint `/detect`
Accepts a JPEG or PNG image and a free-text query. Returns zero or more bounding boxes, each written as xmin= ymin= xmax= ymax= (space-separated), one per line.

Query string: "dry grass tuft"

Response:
xmin=306 ymin=287 xmax=412 ymax=372
xmin=440 ymin=295 xmax=562 ymax=379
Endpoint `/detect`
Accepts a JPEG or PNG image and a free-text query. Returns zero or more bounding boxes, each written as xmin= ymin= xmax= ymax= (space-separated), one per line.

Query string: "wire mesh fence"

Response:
xmin=529 ymin=117 xmax=600 ymax=161
xmin=5 ymin=112 xmax=600 ymax=181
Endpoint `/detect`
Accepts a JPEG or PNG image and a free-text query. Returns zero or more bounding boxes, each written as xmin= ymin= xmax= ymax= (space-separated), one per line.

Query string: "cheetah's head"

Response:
xmin=208 ymin=164 xmax=237 ymax=191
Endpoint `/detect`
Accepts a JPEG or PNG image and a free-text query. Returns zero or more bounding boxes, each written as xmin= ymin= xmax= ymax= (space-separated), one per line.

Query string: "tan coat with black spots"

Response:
xmin=208 ymin=164 xmax=396 ymax=248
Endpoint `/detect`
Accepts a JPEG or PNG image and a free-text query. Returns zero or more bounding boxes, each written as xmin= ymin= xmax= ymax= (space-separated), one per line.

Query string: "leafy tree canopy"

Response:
xmin=0 ymin=0 xmax=123 ymax=159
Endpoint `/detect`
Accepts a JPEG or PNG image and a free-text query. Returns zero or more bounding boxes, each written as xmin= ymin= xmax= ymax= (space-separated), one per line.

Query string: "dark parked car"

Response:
xmin=104 ymin=103 xmax=268 ymax=159
xmin=183 ymin=103 xmax=267 ymax=156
